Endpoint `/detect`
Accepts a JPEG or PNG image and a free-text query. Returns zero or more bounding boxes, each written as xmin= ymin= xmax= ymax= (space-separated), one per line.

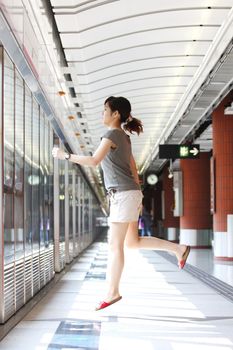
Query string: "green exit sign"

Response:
xmin=159 ymin=144 xmax=200 ymax=159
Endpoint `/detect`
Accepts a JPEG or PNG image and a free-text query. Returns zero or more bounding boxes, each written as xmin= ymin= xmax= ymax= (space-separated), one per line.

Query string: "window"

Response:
xmin=24 ymin=85 xmax=32 ymax=255
xmin=14 ymin=70 xmax=24 ymax=260
xmin=31 ymin=99 xmax=40 ymax=251
xmin=3 ymin=53 xmax=15 ymax=263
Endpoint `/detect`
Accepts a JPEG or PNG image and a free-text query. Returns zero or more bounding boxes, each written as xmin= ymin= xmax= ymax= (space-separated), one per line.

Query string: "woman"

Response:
xmin=52 ymin=96 xmax=190 ymax=311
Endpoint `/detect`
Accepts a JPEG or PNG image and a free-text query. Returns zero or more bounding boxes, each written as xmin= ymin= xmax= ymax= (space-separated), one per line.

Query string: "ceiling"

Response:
xmin=48 ymin=0 xmax=233 ymax=174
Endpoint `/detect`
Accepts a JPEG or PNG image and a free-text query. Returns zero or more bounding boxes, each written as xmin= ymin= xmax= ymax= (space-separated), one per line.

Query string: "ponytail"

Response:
xmin=123 ymin=116 xmax=143 ymax=135
xmin=105 ymin=95 xmax=143 ymax=135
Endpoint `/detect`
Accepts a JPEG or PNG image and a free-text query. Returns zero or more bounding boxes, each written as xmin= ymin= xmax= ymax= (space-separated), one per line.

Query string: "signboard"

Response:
xmin=159 ymin=144 xmax=200 ymax=159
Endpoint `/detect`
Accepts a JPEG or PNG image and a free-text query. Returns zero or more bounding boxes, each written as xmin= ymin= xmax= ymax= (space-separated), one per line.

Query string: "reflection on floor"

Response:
xmin=186 ymin=248 xmax=233 ymax=286
xmin=48 ymin=320 xmax=101 ymax=350
xmin=1 ymin=239 xmax=233 ymax=350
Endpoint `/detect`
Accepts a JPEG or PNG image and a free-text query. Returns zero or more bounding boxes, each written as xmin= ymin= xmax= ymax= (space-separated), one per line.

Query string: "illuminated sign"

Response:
xmin=159 ymin=144 xmax=200 ymax=159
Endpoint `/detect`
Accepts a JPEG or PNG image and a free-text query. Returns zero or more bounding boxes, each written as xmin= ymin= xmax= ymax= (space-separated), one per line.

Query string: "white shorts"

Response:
xmin=109 ymin=190 xmax=143 ymax=223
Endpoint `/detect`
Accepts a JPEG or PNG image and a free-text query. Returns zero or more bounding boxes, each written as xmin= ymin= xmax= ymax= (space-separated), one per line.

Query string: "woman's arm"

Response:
xmin=52 ymin=138 xmax=113 ymax=167
xmin=130 ymin=154 xmax=140 ymax=185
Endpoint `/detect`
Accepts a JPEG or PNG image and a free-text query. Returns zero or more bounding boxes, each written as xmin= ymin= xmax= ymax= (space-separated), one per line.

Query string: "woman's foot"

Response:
xmin=177 ymin=245 xmax=190 ymax=269
xmin=95 ymin=295 xmax=122 ymax=311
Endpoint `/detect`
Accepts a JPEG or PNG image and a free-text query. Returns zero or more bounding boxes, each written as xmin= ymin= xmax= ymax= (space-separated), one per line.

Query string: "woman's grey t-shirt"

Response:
xmin=101 ymin=129 xmax=140 ymax=191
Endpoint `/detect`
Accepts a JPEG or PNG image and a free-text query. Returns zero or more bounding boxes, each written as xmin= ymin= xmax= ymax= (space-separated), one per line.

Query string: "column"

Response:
xmin=163 ymin=166 xmax=179 ymax=241
xmin=153 ymin=181 xmax=163 ymax=237
xmin=212 ymin=94 xmax=233 ymax=259
xmin=180 ymin=152 xmax=212 ymax=247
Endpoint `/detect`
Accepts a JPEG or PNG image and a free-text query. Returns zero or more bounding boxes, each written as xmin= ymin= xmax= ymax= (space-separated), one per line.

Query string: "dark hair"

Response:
xmin=104 ymin=96 xmax=143 ymax=135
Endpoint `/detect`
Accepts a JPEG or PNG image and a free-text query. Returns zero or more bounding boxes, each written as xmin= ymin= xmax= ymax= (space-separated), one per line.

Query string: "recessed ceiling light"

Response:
xmin=58 ymin=91 xmax=66 ymax=96
xmin=224 ymin=103 xmax=233 ymax=115
xmin=210 ymin=81 xmax=225 ymax=85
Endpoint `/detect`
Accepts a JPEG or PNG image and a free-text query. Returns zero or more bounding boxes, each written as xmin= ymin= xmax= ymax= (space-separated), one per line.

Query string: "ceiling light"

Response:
xmin=224 ymin=103 xmax=233 ymax=115
xmin=168 ymin=172 xmax=173 ymax=179
xmin=58 ymin=91 xmax=66 ymax=96
xmin=210 ymin=81 xmax=225 ymax=85
xmin=193 ymin=107 xmax=205 ymax=110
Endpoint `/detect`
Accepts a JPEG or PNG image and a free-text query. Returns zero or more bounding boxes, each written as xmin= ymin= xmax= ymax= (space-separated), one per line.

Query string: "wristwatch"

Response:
xmin=64 ymin=152 xmax=71 ymax=160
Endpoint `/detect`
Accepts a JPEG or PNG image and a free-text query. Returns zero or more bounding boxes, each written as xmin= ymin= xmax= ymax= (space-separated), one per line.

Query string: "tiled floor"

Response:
xmin=188 ymin=248 xmax=233 ymax=286
xmin=1 ymin=242 xmax=233 ymax=349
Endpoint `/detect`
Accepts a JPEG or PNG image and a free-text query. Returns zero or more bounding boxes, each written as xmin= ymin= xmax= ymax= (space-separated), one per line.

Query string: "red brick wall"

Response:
xmin=180 ymin=153 xmax=212 ymax=229
xmin=212 ymin=94 xmax=233 ymax=232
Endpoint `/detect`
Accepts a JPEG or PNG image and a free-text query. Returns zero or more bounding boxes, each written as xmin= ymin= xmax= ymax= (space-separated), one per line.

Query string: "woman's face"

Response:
xmin=102 ymin=103 xmax=113 ymax=126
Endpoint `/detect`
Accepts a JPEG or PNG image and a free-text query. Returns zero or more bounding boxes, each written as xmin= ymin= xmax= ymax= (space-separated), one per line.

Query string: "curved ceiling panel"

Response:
xmin=50 ymin=0 xmax=233 ymax=171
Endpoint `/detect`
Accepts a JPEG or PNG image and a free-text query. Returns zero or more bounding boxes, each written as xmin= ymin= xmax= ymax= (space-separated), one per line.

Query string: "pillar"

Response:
xmin=163 ymin=166 xmax=179 ymax=241
xmin=212 ymin=93 xmax=233 ymax=259
xmin=153 ymin=180 xmax=163 ymax=237
xmin=180 ymin=152 xmax=212 ymax=247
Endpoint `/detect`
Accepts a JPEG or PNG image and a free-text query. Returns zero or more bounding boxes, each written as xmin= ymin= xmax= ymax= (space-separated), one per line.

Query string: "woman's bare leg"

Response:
xmin=124 ymin=222 xmax=187 ymax=262
xmin=105 ymin=222 xmax=129 ymax=302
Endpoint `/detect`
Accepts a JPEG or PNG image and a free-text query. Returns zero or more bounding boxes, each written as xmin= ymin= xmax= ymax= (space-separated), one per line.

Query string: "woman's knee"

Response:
xmin=125 ymin=222 xmax=140 ymax=249
xmin=125 ymin=238 xmax=139 ymax=249
xmin=108 ymin=238 xmax=124 ymax=253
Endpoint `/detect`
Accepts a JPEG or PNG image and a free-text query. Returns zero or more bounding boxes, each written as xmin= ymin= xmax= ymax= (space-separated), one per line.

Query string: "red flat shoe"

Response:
xmin=95 ymin=296 xmax=122 ymax=311
xmin=179 ymin=246 xmax=190 ymax=269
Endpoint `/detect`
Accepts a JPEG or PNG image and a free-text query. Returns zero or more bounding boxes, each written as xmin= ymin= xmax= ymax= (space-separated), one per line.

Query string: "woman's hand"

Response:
xmin=52 ymin=147 xmax=66 ymax=160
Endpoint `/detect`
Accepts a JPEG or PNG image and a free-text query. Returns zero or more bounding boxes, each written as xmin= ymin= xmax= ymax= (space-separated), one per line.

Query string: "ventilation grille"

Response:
xmin=25 ymin=255 xmax=33 ymax=302
xmin=4 ymin=263 xmax=15 ymax=321
xmin=45 ymin=246 xmax=55 ymax=283
xmin=2 ymin=248 xmax=55 ymax=323
xmin=40 ymin=251 xmax=45 ymax=288
xmin=32 ymin=253 xmax=40 ymax=295
xmin=15 ymin=259 xmax=25 ymax=311
xmin=40 ymin=247 xmax=55 ymax=285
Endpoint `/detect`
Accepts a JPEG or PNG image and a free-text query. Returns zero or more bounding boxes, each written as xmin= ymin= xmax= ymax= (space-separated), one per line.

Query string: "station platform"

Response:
xmin=1 ymin=235 xmax=233 ymax=350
